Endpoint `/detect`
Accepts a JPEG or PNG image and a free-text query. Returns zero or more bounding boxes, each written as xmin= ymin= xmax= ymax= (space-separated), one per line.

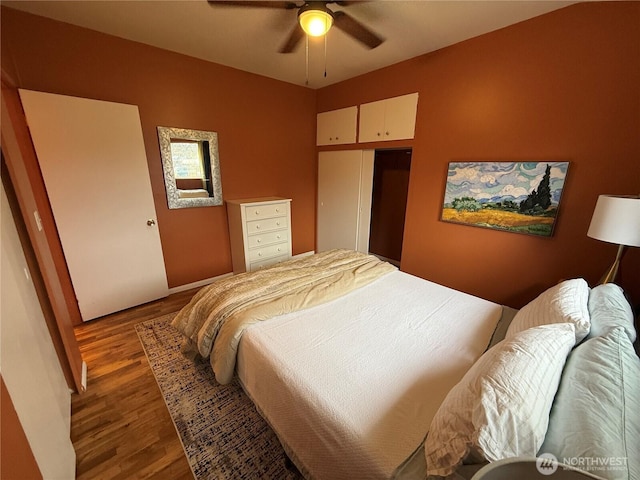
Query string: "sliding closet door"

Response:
xmin=317 ymin=150 xmax=373 ymax=252
xmin=19 ymin=90 xmax=168 ymax=321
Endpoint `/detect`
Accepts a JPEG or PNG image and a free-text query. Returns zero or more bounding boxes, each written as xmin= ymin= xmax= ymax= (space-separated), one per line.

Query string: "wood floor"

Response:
xmin=71 ymin=289 xmax=199 ymax=479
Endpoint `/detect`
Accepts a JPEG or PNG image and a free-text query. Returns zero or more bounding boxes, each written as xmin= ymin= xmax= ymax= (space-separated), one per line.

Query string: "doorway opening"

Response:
xmin=368 ymin=148 xmax=412 ymax=266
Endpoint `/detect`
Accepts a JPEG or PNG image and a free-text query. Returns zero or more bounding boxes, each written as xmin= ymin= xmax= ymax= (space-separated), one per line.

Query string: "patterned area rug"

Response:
xmin=135 ymin=314 xmax=302 ymax=480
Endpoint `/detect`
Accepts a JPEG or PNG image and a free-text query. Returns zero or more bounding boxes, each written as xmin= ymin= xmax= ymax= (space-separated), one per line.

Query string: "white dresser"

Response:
xmin=226 ymin=197 xmax=292 ymax=273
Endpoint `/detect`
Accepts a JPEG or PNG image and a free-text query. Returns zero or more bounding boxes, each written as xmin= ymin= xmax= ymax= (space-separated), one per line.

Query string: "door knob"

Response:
xmin=147 ymin=219 xmax=156 ymax=226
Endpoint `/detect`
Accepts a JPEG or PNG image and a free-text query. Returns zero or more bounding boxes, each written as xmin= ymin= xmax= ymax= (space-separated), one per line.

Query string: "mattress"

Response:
xmin=236 ymin=270 xmax=504 ymax=480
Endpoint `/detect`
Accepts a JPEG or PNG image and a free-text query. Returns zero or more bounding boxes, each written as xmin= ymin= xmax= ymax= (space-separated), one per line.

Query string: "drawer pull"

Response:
xmin=256 ymin=224 xmax=260 ymax=230
xmin=258 ymin=252 xmax=262 ymax=257
xmin=277 ymin=235 xmax=281 ymax=239
xmin=276 ymin=221 xmax=281 ymax=226
xmin=257 ymin=239 xmax=261 ymax=243
xmin=255 ymin=210 xmax=260 ymax=215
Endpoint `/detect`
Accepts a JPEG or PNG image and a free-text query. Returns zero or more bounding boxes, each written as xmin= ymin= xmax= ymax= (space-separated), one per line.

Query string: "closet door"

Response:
xmin=317 ymin=150 xmax=373 ymax=252
xmin=19 ymin=90 xmax=168 ymax=321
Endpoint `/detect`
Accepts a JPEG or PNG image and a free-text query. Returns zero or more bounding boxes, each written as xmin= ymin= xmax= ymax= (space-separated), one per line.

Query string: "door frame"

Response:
xmin=1 ymin=76 xmax=84 ymax=393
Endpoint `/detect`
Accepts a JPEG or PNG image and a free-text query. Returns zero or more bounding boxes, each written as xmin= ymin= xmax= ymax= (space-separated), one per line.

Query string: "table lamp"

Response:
xmin=587 ymin=194 xmax=640 ymax=284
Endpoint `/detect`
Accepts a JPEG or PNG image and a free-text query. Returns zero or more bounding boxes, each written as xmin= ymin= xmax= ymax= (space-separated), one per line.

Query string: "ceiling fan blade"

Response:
xmin=207 ymin=1 xmax=298 ymax=9
xmin=332 ymin=10 xmax=384 ymax=49
xmin=279 ymin=23 xmax=305 ymax=53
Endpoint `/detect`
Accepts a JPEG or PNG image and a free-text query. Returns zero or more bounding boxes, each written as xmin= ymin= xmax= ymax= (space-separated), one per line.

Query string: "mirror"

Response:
xmin=157 ymin=126 xmax=223 ymax=209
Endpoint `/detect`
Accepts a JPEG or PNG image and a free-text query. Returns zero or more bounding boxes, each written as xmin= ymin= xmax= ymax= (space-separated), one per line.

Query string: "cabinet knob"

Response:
xmin=277 ymin=235 xmax=281 ymax=239
xmin=257 ymin=239 xmax=261 ymax=243
xmin=377 ymin=132 xmax=381 ymax=136
xmin=255 ymin=210 xmax=260 ymax=215
xmin=147 ymin=219 xmax=156 ymax=226
xmin=276 ymin=221 xmax=280 ymax=226
xmin=385 ymin=131 xmax=390 ymax=136
xmin=256 ymin=224 xmax=261 ymax=229
xmin=277 ymin=247 xmax=281 ymax=252
xmin=275 ymin=208 xmax=279 ymax=212
xmin=258 ymin=252 xmax=262 ymax=257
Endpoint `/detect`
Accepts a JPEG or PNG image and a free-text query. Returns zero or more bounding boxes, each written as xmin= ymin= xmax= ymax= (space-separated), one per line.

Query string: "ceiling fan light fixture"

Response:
xmin=298 ymin=6 xmax=333 ymax=37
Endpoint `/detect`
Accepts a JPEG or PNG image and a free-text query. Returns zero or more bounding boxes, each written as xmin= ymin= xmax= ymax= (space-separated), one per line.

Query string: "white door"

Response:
xmin=19 ymin=90 xmax=168 ymax=321
xmin=317 ymin=150 xmax=373 ymax=252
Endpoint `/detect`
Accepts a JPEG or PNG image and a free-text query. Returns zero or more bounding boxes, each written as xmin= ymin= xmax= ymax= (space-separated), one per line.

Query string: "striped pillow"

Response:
xmin=586 ymin=283 xmax=636 ymax=342
xmin=505 ymin=278 xmax=590 ymax=343
xmin=425 ymin=323 xmax=575 ymax=477
xmin=539 ymin=327 xmax=640 ymax=480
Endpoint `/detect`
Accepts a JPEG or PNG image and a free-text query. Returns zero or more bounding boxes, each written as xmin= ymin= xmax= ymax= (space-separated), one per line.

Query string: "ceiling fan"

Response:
xmin=207 ymin=1 xmax=385 ymax=53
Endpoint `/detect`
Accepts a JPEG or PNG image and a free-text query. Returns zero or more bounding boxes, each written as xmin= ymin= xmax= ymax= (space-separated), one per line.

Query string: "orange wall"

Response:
xmin=1 ymin=7 xmax=317 ymax=291
xmin=2 ymin=3 xmax=639 ymax=312
xmin=317 ymin=2 xmax=640 ymax=308
xmin=1 ymin=377 xmax=43 ymax=480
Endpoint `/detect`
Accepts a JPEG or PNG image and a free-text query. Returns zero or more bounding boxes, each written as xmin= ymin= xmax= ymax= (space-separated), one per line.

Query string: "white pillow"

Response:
xmin=425 ymin=323 xmax=575 ymax=477
xmin=539 ymin=327 xmax=640 ymax=480
xmin=586 ymin=283 xmax=636 ymax=342
xmin=505 ymin=278 xmax=590 ymax=343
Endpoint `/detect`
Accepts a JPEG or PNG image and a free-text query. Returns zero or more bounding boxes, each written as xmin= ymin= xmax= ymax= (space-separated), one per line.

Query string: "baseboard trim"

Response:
xmin=81 ymin=361 xmax=87 ymax=392
xmin=167 ymin=272 xmax=233 ymax=294
xmin=168 ymin=251 xmax=316 ymax=295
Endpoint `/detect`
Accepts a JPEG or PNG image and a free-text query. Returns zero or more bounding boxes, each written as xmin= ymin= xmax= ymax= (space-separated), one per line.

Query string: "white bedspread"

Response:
xmin=237 ymin=270 xmax=503 ymax=480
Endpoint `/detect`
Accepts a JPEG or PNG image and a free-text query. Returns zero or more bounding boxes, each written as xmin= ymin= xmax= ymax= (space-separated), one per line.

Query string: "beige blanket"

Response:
xmin=172 ymin=249 xmax=396 ymax=384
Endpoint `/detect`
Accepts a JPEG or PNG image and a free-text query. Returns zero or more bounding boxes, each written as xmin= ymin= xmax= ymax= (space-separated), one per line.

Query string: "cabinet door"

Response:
xmin=317 ymin=106 xmax=357 ymax=145
xmin=358 ymin=100 xmax=386 ymax=143
xmin=19 ymin=90 xmax=168 ymax=321
xmin=384 ymin=93 xmax=419 ymax=141
xmin=359 ymin=93 xmax=419 ymax=143
xmin=356 ymin=151 xmax=374 ymax=253
xmin=317 ymin=151 xmax=363 ymax=251
xmin=317 ymin=151 xmax=373 ymax=253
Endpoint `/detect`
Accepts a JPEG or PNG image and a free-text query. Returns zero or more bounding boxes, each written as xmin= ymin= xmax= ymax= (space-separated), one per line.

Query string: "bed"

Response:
xmin=237 ymin=268 xmax=504 ymax=480
xmin=172 ymin=249 xmax=639 ymax=480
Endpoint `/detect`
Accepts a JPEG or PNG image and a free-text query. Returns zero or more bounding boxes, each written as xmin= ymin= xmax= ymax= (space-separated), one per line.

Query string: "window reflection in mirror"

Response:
xmin=157 ymin=126 xmax=223 ymax=209
xmin=170 ymin=140 xmax=211 ymax=198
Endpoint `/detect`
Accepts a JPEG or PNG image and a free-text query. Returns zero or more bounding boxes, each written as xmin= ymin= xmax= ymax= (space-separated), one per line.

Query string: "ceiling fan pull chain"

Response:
xmin=305 ymin=34 xmax=309 ymax=86
xmin=324 ymin=29 xmax=328 ymax=78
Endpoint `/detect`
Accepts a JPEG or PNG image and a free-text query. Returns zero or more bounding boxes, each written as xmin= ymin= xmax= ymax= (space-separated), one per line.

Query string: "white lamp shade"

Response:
xmin=299 ymin=9 xmax=333 ymax=37
xmin=587 ymin=194 xmax=640 ymax=247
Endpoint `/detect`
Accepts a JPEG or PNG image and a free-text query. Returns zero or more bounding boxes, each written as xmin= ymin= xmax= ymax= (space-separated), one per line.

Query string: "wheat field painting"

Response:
xmin=442 ymin=162 xmax=569 ymax=237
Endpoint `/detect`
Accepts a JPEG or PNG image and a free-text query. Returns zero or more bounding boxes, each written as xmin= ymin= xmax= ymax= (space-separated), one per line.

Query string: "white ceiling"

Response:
xmin=2 ymin=0 xmax=577 ymax=89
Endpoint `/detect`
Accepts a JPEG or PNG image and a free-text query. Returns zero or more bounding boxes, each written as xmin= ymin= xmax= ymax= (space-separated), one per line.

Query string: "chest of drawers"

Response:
xmin=226 ymin=197 xmax=292 ymax=273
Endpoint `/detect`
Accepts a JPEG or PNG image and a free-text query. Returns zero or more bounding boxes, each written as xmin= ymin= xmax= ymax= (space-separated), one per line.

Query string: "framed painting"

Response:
xmin=441 ymin=162 xmax=569 ymax=237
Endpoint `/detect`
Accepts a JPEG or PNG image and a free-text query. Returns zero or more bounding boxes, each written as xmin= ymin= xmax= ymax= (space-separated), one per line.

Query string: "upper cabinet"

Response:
xmin=316 ymin=106 xmax=358 ymax=146
xmin=358 ymin=93 xmax=419 ymax=143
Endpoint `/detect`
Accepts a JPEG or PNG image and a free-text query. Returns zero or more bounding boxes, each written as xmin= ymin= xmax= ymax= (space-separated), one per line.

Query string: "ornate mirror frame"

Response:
xmin=157 ymin=126 xmax=223 ymax=209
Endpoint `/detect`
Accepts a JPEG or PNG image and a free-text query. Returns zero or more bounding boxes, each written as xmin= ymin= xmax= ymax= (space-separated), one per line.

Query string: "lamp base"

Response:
xmin=597 ymin=244 xmax=626 ymax=285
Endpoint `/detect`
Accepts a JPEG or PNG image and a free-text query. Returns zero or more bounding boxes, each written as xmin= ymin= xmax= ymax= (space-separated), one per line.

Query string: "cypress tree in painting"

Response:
xmin=537 ymin=164 xmax=552 ymax=209
xmin=520 ymin=164 xmax=552 ymax=214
